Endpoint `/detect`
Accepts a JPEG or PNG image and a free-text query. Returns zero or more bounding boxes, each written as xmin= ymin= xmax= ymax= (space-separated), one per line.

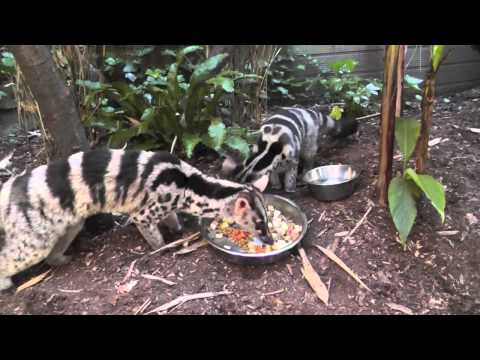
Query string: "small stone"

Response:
xmin=466 ymin=213 xmax=478 ymax=226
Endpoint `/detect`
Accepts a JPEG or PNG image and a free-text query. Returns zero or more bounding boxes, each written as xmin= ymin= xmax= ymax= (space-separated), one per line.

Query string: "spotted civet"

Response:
xmin=0 ymin=149 xmax=270 ymax=291
xmin=222 ymin=106 xmax=358 ymax=192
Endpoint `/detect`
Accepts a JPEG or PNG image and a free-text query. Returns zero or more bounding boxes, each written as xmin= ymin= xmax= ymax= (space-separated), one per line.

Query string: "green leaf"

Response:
xmin=207 ymin=76 xmax=235 ymax=93
xmin=208 ymin=119 xmax=227 ymax=150
xmin=296 ymin=64 xmax=306 ymax=71
xmin=76 ymin=80 xmax=104 ymax=91
xmin=182 ymin=133 xmax=201 ymax=158
xmin=178 ymin=45 xmax=204 ymax=57
xmin=388 ymin=176 xmax=417 ymax=246
xmin=432 ymin=45 xmax=445 ymax=72
xmin=404 ymin=168 xmax=446 ymax=223
xmin=395 ymin=117 xmax=421 ymax=166
xmin=123 ymin=63 xmax=136 ymax=73
xmin=415 ymin=94 xmax=423 ymax=101
xmin=108 ymin=127 xmax=139 ymax=148
xmin=329 ymin=59 xmax=358 ymax=74
xmin=0 ymin=90 xmax=7 ymax=99
xmin=224 ymin=136 xmax=250 ymax=160
xmin=1 ymin=55 xmax=15 ymax=68
xmin=277 ymin=86 xmax=289 ymax=95
xmin=404 ymin=74 xmax=423 ymax=92
xmin=329 ymin=106 xmax=344 ymax=121
xmin=141 ymin=107 xmax=155 ymax=122
xmin=190 ymin=54 xmax=229 ymax=87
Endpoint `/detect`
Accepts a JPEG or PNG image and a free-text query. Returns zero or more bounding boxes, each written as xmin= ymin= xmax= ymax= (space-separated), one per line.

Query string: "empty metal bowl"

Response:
xmin=303 ymin=164 xmax=360 ymax=201
xmin=201 ymin=194 xmax=308 ymax=265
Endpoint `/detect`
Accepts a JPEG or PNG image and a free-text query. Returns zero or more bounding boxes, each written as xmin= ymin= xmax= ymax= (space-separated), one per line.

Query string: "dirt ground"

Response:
xmin=0 ymin=88 xmax=479 ymax=315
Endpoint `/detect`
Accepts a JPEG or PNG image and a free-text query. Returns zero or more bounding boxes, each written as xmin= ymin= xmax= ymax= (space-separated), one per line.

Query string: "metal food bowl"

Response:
xmin=201 ymin=194 xmax=308 ymax=265
xmin=303 ymin=164 xmax=360 ymax=202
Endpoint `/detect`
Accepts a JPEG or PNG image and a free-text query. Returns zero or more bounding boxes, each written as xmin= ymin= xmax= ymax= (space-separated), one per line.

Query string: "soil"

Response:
xmin=0 ymin=88 xmax=479 ymax=315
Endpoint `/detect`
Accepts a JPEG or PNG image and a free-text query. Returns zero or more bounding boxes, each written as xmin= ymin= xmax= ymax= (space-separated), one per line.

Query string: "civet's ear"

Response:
xmin=251 ymin=173 xmax=269 ymax=193
xmin=233 ymin=193 xmax=252 ymax=217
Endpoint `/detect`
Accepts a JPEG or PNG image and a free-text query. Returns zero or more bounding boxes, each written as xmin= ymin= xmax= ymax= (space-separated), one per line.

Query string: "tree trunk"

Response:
xmin=377 ymin=45 xmax=405 ymax=207
xmin=8 ymin=45 xmax=89 ymax=159
xmin=415 ymin=73 xmax=436 ymax=173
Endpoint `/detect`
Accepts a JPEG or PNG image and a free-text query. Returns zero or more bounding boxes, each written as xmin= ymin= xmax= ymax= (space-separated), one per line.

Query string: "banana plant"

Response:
xmin=388 ymin=117 xmax=446 ymax=249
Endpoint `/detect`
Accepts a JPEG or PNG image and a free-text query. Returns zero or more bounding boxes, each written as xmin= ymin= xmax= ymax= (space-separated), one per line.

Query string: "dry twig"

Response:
xmin=145 ymin=291 xmax=232 ymax=314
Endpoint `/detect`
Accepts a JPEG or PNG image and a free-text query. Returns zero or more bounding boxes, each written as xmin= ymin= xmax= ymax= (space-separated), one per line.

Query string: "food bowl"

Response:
xmin=303 ymin=164 xmax=360 ymax=202
xmin=201 ymin=194 xmax=308 ymax=265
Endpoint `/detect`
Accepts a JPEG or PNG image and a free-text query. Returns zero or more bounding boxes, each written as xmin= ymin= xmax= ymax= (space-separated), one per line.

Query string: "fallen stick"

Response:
xmin=145 ymin=290 xmax=232 ymax=314
xmin=315 ymin=245 xmax=372 ymax=292
xmin=149 ymin=232 xmax=201 ymax=256
xmin=437 ymin=230 xmax=459 ymax=236
xmin=121 ymin=259 xmax=137 ymax=283
xmin=347 ymin=206 xmax=373 ymax=238
xmin=141 ymin=274 xmax=176 ymax=286
xmin=262 ymin=289 xmax=285 ymax=297
xmin=174 ymin=239 xmax=209 ymax=255
xmin=298 ymin=247 xmax=329 ymax=305
xmin=16 ymin=270 xmax=52 ymax=293
xmin=356 ymin=113 xmax=381 ymax=121
xmin=318 ymin=210 xmax=326 ymax=225
xmin=135 ymin=298 xmax=152 ymax=315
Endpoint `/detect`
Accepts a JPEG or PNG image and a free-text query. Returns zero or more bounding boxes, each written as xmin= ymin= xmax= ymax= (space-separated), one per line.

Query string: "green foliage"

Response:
xmin=309 ymin=58 xmax=382 ymax=118
xmin=0 ymin=51 xmax=16 ymax=77
xmin=431 ymin=45 xmax=445 ymax=72
xmin=329 ymin=105 xmax=344 ymax=121
xmin=404 ymin=74 xmax=424 ymax=106
xmin=388 ymin=177 xmax=417 ymax=245
xmin=388 ymin=117 xmax=446 ymax=249
xmin=262 ymin=49 xmax=381 ymax=118
xmin=78 ymin=46 xmax=252 ymax=159
xmin=394 ymin=117 xmax=421 ymax=169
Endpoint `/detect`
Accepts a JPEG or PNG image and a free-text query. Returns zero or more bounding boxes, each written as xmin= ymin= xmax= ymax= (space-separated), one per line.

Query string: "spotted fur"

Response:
xmin=222 ymin=106 xmax=358 ymax=192
xmin=0 ymin=149 xmax=270 ymax=291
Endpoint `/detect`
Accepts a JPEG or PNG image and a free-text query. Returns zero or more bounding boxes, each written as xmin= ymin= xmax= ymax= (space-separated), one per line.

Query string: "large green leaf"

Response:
xmin=404 ymin=168 xmax=446 ymax=223
xmin=76 ymin=80 xmax=106 ymax=91
xmin=329 ymin=59 xmax=358 ymax=74
xmin=432 ymin=45 xmax=445 ymax=72
xmin=190 ymin=54 xmax=229 ymax=88
xmin=141 ymin=107 xmax=155 ymax=122
xmin=178 ymin=45 xmax=203 ymax=58
xmin=207 ymin=76 xmax=235 ymax=93
xmin=208 ymin=119 xmax=227 ymax=150
xmin=404 ymin=74 xmax=423 ymax=92
xmin=182 ymin=133 xmax=201 ymax=158
xmin=388 ymin=176 xmax=417 ymax=247
xmin=224 ymin=136 xmax=250 ymax=160
xmin=395 ymin=117 xmax=421 ymax=167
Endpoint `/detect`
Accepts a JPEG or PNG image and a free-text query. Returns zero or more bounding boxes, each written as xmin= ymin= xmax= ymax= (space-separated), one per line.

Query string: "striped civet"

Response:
xmin=0 ymin=149 xmax=271 ymax=291
xmin=222 ymin=106 xmax=358 ymax=192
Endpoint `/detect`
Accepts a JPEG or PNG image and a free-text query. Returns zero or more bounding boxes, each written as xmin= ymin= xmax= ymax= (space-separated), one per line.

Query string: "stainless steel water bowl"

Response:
xmin=201 ymin=194 xmax=308 ymax=265
xmin=303 ymin=164 xmax=360 ymax=201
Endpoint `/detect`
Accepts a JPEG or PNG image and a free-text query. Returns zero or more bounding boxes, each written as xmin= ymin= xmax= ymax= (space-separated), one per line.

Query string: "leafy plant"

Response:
xmin=404 ymin=74 xmax=424 ymax=106
xmin=262 ymin=51 xmax=319 ymax=104
xmin=309 ymin=59 xmax=382 ymax=118
xmin=388 ymin=117 xmax=446 ymax=249
xmin=0 ymin=51 xmax=16 ymax=77
xmin=78 ymin=46 xmax=255 ymax=159
xmin=258 ymin=49 xmax=382 ymax=119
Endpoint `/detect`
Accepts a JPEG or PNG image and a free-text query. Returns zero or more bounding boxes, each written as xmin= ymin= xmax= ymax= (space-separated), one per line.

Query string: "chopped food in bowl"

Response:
xmin=209 ymin=205 xmax=303 ymax=254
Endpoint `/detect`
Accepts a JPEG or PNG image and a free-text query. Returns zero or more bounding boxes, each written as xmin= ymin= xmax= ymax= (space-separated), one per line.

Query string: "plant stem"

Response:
xmin=378 ymin=45 xmax=405 ymax=207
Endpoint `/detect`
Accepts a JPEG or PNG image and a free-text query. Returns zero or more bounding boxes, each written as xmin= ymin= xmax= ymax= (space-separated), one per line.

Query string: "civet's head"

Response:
xmin=222 ymin=174 xmax=273 ymax=244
